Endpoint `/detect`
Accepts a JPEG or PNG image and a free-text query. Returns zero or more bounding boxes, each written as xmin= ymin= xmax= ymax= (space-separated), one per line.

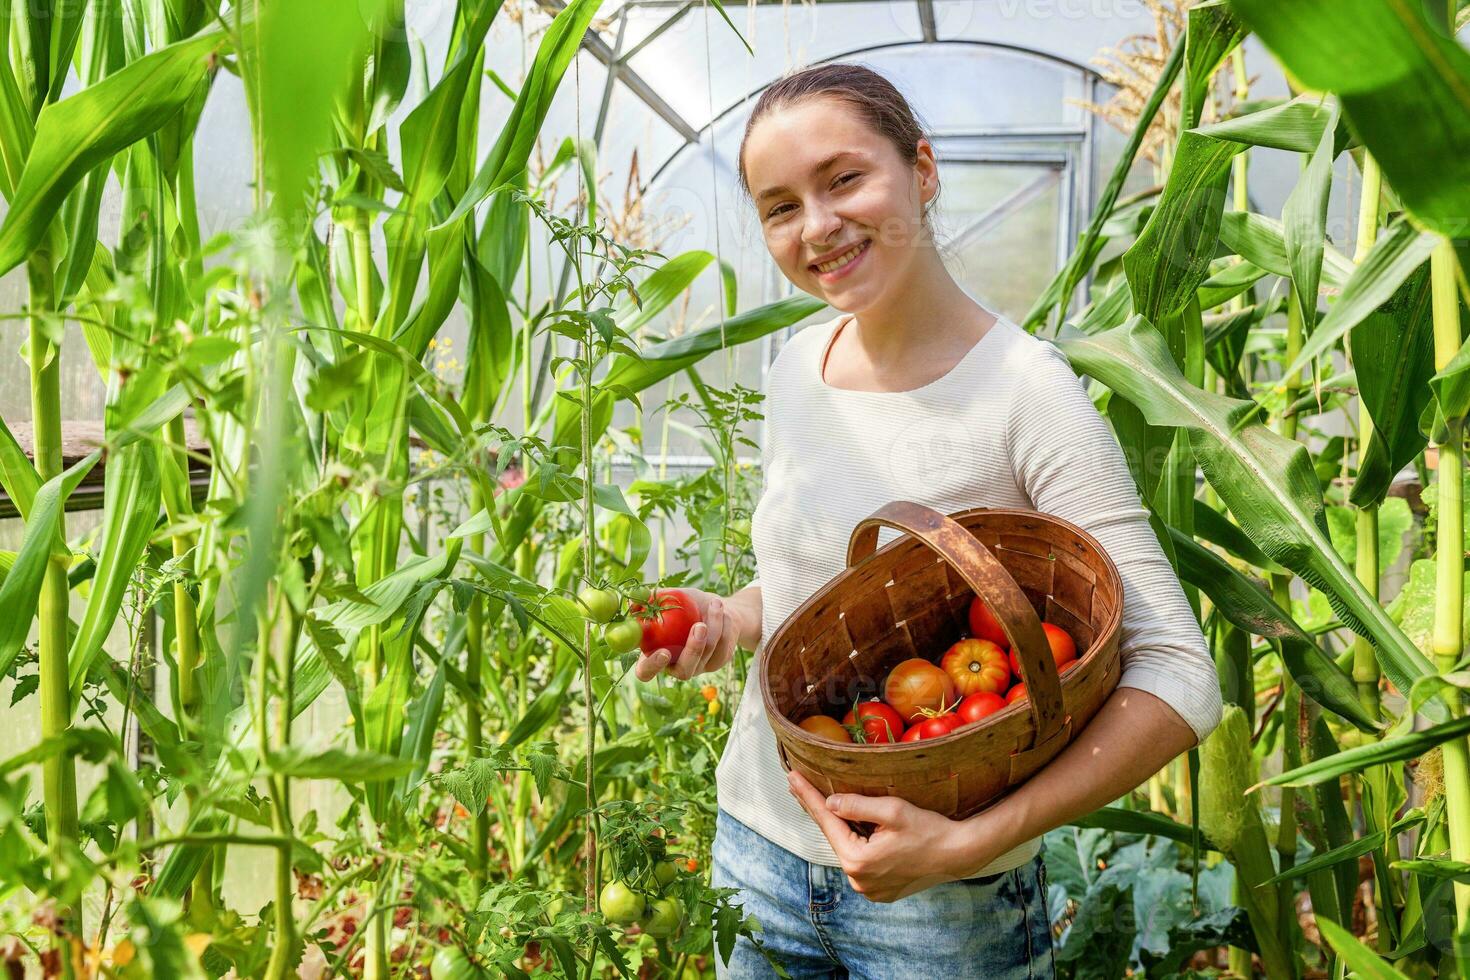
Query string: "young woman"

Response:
xmin=633 ymin=63 xmax=1223 ymax=979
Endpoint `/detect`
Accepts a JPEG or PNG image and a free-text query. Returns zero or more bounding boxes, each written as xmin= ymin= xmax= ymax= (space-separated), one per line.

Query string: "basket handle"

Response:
xmin=846 ymin=501 xmax=1067 ymax=752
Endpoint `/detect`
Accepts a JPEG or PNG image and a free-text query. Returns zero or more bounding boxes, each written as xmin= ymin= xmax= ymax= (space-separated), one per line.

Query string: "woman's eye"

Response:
xmin=836 ymin=172 xmax=859 ymax=186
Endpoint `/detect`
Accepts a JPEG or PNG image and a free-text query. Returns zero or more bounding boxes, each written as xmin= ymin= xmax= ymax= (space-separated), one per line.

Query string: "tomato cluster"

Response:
xmin=597 ymin=858 xmax=688 ymax=940
xmin=578 ymin=582 xmax=698 ymax=663
xmin=795 ymin=594 xmax=1081 ymax=744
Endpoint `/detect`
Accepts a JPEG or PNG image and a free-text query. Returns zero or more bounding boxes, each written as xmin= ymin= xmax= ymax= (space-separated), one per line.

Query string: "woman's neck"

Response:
xmin=836 ymin=258 xmax=994 ymax=369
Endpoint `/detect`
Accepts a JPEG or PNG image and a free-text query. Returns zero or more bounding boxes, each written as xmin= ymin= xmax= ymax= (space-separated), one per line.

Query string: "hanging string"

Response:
xmin=701 ymin=0 xmax=730 ymax=379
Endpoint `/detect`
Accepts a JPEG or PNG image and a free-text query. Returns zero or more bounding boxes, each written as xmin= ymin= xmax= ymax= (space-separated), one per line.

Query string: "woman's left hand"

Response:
xmin=786 ymin=769 xmax=1000 ymax=903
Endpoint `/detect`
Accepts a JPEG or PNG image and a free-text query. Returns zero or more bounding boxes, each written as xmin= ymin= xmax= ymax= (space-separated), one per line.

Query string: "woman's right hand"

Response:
xmin=633 ymin=588 xmax=742 ymax=682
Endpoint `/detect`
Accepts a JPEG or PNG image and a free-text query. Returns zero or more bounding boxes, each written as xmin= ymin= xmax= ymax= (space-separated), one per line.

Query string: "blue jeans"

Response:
xmin=710 ymin=806 xmax=1055 ymax=979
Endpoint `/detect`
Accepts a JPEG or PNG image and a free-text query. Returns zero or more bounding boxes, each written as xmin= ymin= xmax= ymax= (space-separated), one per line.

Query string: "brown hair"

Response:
xmin=735 ymin=62 xmax=940 ymax=227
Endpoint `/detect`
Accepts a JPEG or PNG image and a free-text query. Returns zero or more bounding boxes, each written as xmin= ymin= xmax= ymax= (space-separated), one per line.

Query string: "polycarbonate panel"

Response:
xmin=938 ymin=160 xmax=1064 ymax=322
xmin=626 ymin=1 xmax=925 ymax=128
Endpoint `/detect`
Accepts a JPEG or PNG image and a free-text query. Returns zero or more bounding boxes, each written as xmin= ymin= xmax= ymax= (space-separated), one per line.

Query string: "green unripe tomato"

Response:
xmin=640 ymin=896 xmax=685 ymax=938
xmin=603 ymin=618 xmax=643 ymax=655
xmin=577 ymin=586 xmax=619 ymax=624
xmin=599 ymin=880 xmax=646 ymax=925
xmin=625 ymin=582 xmax=653 ymax=604
xmin=653 ymin=860 xmax=679 ymax=889
xmin=728 ymin=518 xmax=751 ymax=537
xmin=430 ymin=946 xmax=478 ymax=980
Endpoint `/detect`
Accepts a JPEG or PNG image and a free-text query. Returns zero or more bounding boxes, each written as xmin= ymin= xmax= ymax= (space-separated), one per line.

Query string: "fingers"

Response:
xmin=786 ymin=769 xmax=860 ymax=861
xmin=633 ymin=648 xmax=672 ymax=682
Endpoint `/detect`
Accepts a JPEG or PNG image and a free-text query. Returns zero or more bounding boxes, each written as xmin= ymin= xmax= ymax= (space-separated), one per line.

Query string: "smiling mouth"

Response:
xmin=810 ymin=239 xmax=870 ymax=273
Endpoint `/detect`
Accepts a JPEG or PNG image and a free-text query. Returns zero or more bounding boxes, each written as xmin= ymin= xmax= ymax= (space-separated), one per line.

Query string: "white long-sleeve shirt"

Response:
xmin=714 ymin=310 xmax=1223 ymax=873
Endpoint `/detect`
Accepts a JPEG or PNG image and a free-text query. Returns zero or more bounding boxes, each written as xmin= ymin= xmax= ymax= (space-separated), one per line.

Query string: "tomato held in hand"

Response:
xmin=841 ymin=700 xmax=906 ymax=743
xmin=883 ymin=659 xmax=956 ymax=723
xmin=798 ymin=715 xmax=853 ymax=743
xmin=629 ymin=589 xmax=700 ymax=664
xmin=967 ymin=595 xmax=1009 ymax=647
xmin=940 ymin=638 xmax=1011 ymax=696
xmin=957 ymin=691 xmax=1006 ymax=725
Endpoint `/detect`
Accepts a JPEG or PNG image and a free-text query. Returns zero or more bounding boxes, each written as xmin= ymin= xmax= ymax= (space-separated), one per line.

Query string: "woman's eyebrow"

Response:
xmin=756 ymin=151 xmax=863 ymax=201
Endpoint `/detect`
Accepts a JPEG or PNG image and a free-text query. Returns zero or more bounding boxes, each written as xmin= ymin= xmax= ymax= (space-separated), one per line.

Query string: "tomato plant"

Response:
xmin=630 ymin=588 xmax=700 ymax=663
xmin=957 ymin=691 xmax=1006 ymax=725
xmin=883 ymin=658 xmax=956 ymax=722
xmin=967 ymin=594 xmax=1009 ymax=647
xmin=841 ymin=700 xmax=906 ymax=743
xmin=941 ymin=638 xmax=1011 ymax=696
xmin=798 ymin=715 xmax=853 ymax=742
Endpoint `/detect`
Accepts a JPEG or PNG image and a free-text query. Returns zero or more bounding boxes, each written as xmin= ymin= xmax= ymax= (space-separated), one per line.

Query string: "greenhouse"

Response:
xmin=1 ymin=0 xmax=1469 ymax=977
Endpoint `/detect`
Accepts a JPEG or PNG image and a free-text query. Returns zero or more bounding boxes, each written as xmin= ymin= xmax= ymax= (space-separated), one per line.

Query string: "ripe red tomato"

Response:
xmin=940 ymin=638 xmax=1011 ymax=696
xmin=798 ymin=715 xmax=852 ymax=743
xmin=1007 ymin=622 xmax=1079 ymax=678
xmin=957 ymin=691 xmax=1006 ymax=725
xmin=1006 ymin=683 xmax=1027 ymax=705
xmin=915 ymin=712 xmax=961 ymax=740
xmin=841 ymin=700 xmax=906 ymax=744
xmin=900 ymin=725 xmax=925 ymax=743
xmin=629 ymin=589 xmax=700 ymax=663
xmin=883 ymin=659 xmax=956 ymax=723
xmin=967 ymin=595 xmax=1009 ymax=647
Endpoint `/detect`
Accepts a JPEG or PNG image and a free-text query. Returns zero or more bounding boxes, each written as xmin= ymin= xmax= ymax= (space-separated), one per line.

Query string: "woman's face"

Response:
xmin=743 ymin=96 xmax=936 ymax=309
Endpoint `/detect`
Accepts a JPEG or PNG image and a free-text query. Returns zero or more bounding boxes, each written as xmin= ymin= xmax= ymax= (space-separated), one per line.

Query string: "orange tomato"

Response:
xmin=1007 ymin=622 xmax=1079 ymax=678
xmin=798 ymin=715 xmax=853 ymax=743
xmin=883 ymin=659 xmax=957 ymax=723
xmin=940 ymin=638 xmax=1011 ymax=696
xmin=1044 ymin=623 xmax=1077 ymax=666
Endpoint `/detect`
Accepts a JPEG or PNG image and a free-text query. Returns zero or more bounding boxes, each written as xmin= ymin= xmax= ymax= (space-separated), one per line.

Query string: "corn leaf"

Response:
xmin=1226 ymin=0 xmax=1470 ymax=239
xmin=0 ymin=27 xmax=224 ymax=277
xmin=1316 ymin=914 xmax=1413 ymax=979
xmin=1058 ymin=316 xmax=1441 ymax=720
xmin=0 ymin=450 xmax=101 ymax=678
xmin=1261 ymin=712 xmax=1470 ymax=789
xmin=66 ymin=440 xmax=161 ymax=702
xmin=1169 ymin=528 xmax=1375 ymax=729
xmin=1285 ymin=218 xmax=1439 ymax=380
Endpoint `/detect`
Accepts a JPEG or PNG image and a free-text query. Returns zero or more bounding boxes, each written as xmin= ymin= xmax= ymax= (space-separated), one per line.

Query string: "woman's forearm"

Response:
xmin=944 ymin=686 xmax=1200 ymax=877
xmin=725 ymin=583 xmax=763 ymax=652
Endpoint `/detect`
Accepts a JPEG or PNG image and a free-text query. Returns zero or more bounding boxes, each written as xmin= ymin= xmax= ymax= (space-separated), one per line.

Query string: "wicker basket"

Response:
xmin=760 ymin=501 xmax=1123 ymax=820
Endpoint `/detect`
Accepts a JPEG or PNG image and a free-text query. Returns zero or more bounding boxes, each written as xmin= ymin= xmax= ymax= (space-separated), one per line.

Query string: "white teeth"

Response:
xmin=815 ymin=241 xmax=866 ymax=274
